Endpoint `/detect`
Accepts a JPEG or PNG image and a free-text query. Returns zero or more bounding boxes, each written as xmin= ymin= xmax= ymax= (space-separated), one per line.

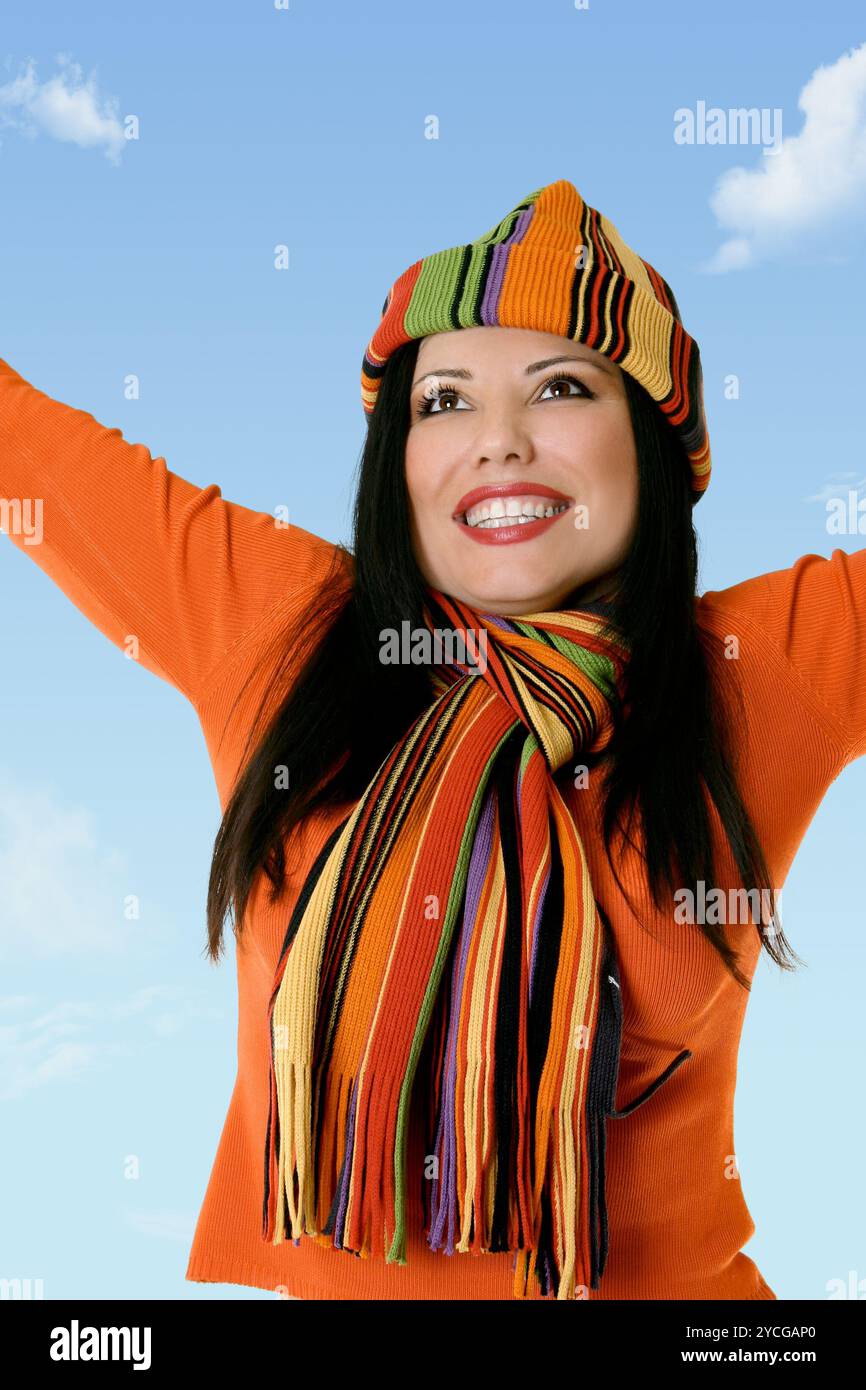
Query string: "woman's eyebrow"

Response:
xmin=411 ymin=353 xmax=617 ymax=389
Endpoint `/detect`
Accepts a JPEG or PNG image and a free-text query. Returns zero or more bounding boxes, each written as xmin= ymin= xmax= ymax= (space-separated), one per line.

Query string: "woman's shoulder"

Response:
xmin=697 ymin=546 xmax=866 ymax=767
xmin=696 ymin=546 xmax=866 ymax=649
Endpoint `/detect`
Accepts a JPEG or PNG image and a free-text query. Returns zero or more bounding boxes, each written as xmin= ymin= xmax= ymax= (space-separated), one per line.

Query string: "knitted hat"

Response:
xmin=361 ymin=178 xmax=711 ymax=500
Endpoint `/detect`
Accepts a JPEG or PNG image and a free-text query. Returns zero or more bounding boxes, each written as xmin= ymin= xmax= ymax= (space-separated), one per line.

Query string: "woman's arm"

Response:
xmin=701 ymin=545 xmax=866 ymax=767
xmin=0 ymin=356 xmax=347 ymax=707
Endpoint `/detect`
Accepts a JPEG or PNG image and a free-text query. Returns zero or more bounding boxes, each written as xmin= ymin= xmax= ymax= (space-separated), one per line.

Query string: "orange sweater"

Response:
xmin=3 ymin=356 xmax=865 ymax=1300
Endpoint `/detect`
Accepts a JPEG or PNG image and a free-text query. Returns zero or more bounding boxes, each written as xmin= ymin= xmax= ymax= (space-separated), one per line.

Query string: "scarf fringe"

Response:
xmin=262 ymin=925 xmax=692 ymax=1299
xmin=264 ymin=974 xmax=607 ymax=1298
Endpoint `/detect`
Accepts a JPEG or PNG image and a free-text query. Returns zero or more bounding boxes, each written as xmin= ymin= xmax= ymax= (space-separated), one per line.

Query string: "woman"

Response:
xmin=2 ymin=179 xmax=864 ymax=1301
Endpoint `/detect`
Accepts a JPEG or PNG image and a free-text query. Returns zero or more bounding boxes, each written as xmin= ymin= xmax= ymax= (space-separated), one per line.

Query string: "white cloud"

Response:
xmin=805 ymin=472 xmax=866 ymax=505
xmin=0 ymin=988 xmax=224 ymax=1101
xmin=0 ymin=772 xmax=130 ymax=957
xmin=0 ymin=1009 xmax=99 ymax=1101
xmin=109 ymin=984 xmax=225 ymax=1040
xmin=0 ymin=54 xmax=126 ymax=164
xmin=702 ymin=41 xmax=866 ymax=273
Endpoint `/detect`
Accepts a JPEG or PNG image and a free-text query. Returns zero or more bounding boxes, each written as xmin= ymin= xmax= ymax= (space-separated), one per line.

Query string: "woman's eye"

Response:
xmin=537 ymin=375 xmax=592 ymax=401
xmin=416 ymin=385 xmax=465 ymax=417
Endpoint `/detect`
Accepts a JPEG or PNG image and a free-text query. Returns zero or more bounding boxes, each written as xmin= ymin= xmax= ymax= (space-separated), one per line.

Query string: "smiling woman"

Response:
xmin=229 ymin=314 xmax=787 ymax=1300
xmin=404 ymin=326 xmax=639 ymax=612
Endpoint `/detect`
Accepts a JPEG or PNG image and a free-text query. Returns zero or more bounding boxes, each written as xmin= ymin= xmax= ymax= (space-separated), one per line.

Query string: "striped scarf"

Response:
xmin=261 ymin=586 xmax=687 ymax=1299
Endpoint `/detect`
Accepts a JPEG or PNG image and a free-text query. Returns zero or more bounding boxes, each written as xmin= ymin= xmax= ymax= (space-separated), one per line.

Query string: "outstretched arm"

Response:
xmin=0 ymin=357 xmax=348 ymax=708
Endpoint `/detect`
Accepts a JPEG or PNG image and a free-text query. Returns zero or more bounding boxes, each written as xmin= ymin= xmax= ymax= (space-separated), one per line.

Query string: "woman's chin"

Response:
xmin=458 ymin=591 xmax=579 ymax=616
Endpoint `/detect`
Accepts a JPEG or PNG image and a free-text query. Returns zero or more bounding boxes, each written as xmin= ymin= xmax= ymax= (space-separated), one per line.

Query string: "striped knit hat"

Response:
xmin=361 ymin=178 xmax=711 ymax=500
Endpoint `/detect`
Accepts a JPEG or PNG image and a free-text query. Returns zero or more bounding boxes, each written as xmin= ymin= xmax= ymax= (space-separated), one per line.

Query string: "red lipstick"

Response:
xmin=452 ymin=481 xmax=574 ymax=547
xmin=452 ymin=481 xmax=572 ymax=518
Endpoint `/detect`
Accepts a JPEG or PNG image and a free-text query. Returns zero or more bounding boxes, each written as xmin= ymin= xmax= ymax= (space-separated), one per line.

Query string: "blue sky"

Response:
xmin=1 ymin=0 xmax=865 ymax=1301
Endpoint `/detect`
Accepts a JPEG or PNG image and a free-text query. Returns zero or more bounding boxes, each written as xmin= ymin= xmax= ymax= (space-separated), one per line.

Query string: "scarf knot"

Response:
xmin=422 ymin=591 xmax=624 ymax=775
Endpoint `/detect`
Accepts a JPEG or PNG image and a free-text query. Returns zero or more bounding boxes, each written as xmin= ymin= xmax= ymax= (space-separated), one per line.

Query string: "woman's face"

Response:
xmin=404 ymin=325 xmax=639 ymax=615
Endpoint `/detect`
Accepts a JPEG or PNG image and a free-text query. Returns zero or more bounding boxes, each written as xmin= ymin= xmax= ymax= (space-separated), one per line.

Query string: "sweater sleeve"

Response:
xmin=0 ymin=356 xmax=348 ymax=707
xmin=700 ymin=546 xmax=866 ymax=767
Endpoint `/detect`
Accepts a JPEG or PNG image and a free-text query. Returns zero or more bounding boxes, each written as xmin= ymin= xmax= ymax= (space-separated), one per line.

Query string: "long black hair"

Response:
xmin=204 ymin=336 xmax=802 ymax=990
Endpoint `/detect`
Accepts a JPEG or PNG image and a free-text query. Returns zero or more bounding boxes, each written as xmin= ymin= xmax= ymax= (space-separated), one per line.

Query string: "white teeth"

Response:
xmin=462 ymin=498 xmax=569 ymax=530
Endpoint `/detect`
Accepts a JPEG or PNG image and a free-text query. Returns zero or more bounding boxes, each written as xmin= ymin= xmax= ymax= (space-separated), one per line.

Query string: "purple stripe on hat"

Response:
xmin=480 ymin=204 xmax=535 ymax=325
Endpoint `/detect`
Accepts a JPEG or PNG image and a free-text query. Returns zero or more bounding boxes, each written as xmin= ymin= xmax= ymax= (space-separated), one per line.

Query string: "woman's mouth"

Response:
xmin=453 ymin=493 xmax=573 ymax=546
